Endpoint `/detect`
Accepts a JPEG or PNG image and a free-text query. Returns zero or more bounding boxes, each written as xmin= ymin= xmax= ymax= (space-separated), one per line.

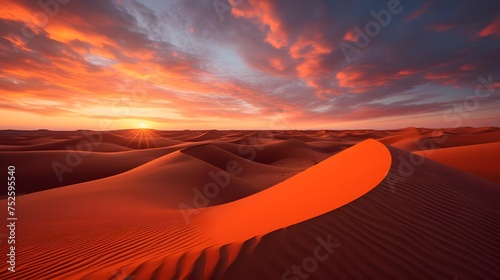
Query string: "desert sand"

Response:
xmin=0 ymin=127 xmax=498 ymax=279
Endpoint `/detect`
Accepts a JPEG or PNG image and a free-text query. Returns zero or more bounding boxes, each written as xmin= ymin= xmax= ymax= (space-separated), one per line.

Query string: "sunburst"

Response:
xmin=126 ymin=128 xmax=158 ymax=149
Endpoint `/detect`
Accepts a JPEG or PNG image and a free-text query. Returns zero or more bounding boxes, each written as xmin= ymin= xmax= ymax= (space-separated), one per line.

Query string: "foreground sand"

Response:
xmin=0 ymin=128 xmax=498 ymax=279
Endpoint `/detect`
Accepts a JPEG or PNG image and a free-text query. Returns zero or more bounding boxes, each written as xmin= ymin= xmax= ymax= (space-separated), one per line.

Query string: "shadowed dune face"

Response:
xmin=0 ymin=128 xmax=498 ymax=279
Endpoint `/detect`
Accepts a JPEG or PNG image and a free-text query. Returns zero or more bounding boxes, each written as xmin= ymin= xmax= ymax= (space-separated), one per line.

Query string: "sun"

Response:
xmin=138 ymin=122 xmax=148 ymax=129
xmin=126 ymin=122 xmax=158 ymax=149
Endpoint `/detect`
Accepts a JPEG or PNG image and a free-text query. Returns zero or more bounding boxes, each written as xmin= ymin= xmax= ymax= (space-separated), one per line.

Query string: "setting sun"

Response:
xmin=133 ymin=120 xmax=159 ymax=131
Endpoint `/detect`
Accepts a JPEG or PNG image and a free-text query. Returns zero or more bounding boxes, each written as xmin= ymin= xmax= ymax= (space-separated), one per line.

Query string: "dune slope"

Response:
xmin=220 ymin=147 xmax=500 ymax=279
xmin=414 ymin=141 xmax=500 ymax=184
xmin=0 ymin=139 xmax=498 ymax=279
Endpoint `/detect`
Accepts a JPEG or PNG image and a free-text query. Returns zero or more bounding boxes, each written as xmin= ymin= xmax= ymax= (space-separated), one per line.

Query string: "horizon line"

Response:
xmin=1 ymin=126 xmax=499 ymax=132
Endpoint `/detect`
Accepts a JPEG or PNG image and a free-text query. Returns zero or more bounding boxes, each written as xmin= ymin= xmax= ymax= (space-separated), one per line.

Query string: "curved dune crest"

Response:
xmin=203 ymin=139 xmax=392 ymax=243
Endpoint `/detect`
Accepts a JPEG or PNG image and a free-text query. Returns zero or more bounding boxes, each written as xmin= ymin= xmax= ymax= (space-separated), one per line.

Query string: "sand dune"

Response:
xmin=0 ymin=146 xmax=184 ymax=194
xmin=414 ymin=141 xmax=500 ymax=184
xmin=211 ymin=139 xmax=331 ymax=167
xmin=377 ymin=129 xmax=424 ymax=151
xmin=184 ymin=130 xmax=225 ymax=142
xmin=0 ymin=139 xmax=389 ymax=279
xmin=203 ymin=139 xmax=391 ymax=242
xmin=219 ymin=147 xmax=499 ymax=279
xmin=0 ymin=128 xmax=498 ymax=279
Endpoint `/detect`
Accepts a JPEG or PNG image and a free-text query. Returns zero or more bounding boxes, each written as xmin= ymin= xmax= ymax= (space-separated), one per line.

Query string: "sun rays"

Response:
xmin=126 ymin=128 xmax=159 ymax=149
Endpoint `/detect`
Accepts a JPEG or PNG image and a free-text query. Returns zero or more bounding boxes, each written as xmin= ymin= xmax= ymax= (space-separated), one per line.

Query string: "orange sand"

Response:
xmin=0 ymin=128 xmax=498 ymax=279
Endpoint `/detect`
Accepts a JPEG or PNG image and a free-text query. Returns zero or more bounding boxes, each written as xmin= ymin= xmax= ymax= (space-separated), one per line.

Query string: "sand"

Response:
xmin=0 ymin=128 xmax=498 ymax=279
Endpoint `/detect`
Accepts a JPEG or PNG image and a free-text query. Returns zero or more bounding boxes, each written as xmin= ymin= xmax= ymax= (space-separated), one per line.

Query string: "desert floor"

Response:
xmin=0 ymin=127 xmax=498 ymax=279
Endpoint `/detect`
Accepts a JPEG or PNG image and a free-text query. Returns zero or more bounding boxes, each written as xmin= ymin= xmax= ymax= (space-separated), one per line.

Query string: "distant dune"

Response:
xmin=0 ymin=128 xmax=498 ymax=279
xmin=414 ymin=141 xmax=500 ymax=184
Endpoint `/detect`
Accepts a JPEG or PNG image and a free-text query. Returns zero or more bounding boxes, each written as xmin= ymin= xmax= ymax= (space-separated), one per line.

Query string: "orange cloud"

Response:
xmin=288 ymin=34 xmax=334 ymax=95
xmin=424 ymin=73 xmax=452 ymax=80
xmin=405 ymin=3 xmax=431 ymax=21
xmin=270 ymin=58 xmax=285 ymax=71
xmin=479 ymin=18 xmax=500 ymax=37
xmin=343 ymin=30 xmax=356 ymax=42
xmin=289 ymin=34 xmax=332 ymax=59
xmin=45 ymin=23 xmax=113 ymax=47
xmin=0 ymin=1 xmax=34 ymax=22
xmin=231 ymin=0 xmax=288 ymax=48
xmin=397 ymin=69 xmax=418 ymax=76
xmin=459 ymin=64 xmax=476 ymax=71
xmin=231 ymin=1 xmax=335 ymax=95
xmin=336 ymin=70 xmax=363 ymax=90
xmin=336 ymin=68 xmax=393 ymax=93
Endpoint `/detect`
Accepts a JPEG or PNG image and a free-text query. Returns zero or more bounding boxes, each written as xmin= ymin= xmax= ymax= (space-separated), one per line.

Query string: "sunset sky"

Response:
xmin=1 ymin=0 xmax=499 ymax=130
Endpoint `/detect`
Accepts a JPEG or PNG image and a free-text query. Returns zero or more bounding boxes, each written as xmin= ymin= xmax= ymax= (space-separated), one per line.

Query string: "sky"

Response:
xmin=0 ymin=0 xmax=499 ymax=130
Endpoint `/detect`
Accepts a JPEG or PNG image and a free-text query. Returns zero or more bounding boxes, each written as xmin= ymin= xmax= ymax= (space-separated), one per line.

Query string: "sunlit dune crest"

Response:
xmin=204 ymin=139 xmax=392 ymax=243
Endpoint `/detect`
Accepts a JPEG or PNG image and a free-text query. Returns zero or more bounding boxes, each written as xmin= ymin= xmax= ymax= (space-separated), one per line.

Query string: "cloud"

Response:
xmin=405 ymin=2 xmax=431 ymax=21
xmin=479 ymin=18 xmax=500 ymax=37
xmin=231 ymin=0 xmax=289 ymax=48
xmin=0 ymin=0 xmax=499 ymax=129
